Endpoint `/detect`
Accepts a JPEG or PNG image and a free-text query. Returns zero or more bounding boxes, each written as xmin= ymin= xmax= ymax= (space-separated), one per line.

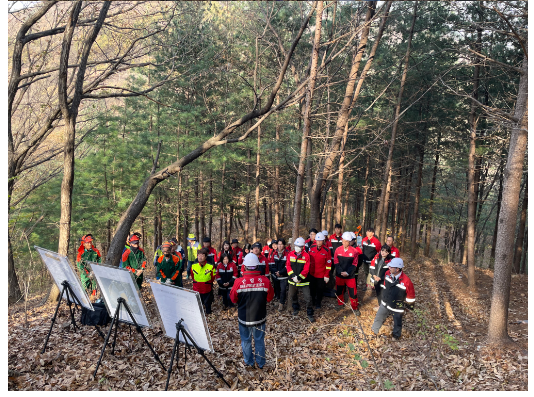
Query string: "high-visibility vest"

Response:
xmin=187 ymin=242 xmax=199 ymax=262
xmin=191 ymin=262 xmax=215 ymax=283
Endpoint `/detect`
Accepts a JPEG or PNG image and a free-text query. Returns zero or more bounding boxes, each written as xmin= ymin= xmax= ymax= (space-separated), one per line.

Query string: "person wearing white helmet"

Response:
xmin=371 ymin=258 xmax=415 ymax=340
xmin=285 ymin=237 xmax=315 ymax=322
xmin=307 ymin=231 xmax=332 ymax=310
xmin=321 ymin=230 xmax=333 ymax=252
xmin=333 ymin=231 xmax=363 ymax=315
xmin=230 ymin=253 xmax=274 ymax=368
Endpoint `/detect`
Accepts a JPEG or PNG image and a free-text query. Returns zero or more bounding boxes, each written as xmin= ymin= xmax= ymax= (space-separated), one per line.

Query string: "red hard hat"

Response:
xmin=130 ymin=235 xmax=140 ymax=243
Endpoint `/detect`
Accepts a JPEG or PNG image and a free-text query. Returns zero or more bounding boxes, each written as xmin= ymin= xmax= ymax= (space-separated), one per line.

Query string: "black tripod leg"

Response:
xmin=64 ymin=287 xmax=78 ymax=330
xmin=41 ymin=285 xmax=65 ymax=354
xmin=121 ymin=301 xmax=166 ymax=371
xmin=93 ymin=302 xmax=121 ymax=379
xmin=111 ymin=318 xmax=120 ymax=355
xmin=165 ymin=330 xmax=180 ymax=391
xmin=95 ymin=325 xmax=105 ymax=340
xmin=180 ymin=329 xmax=231 ymax=388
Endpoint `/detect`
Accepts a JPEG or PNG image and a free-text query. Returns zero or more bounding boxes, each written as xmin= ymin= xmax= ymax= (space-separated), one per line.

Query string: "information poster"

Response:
xmin=89 ymin=262 xmax=151 ymax=327
xmin=149 ymin=280 xmax=213 ymax=352
xmin=34 ymin=246 xmax=93 ymax=311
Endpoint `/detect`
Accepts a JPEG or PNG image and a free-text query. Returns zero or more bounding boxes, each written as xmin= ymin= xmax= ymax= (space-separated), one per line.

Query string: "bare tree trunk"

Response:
xmin=292 ymin=0 xmax=324 ymax=240
xmin=208 ymin=178 xmax=213 ymax=238
xmin=467 ymin=24 xmax=482 ymax=287
xmin=310 ymin=1 xmax=382 ymax=227
xmin=199 ymin=171 xmax=205 ymax=241
xmin=520 ymin=229 xmax=527 ymax=274
xmin=491 ymin=156 xmax=505 ymax=260
xmin=245 ymin=149 xmax=251 ymax=242
xmin=254 ymin=125 xmax=261 ymax=243
xmin=361 ymin=155 xmax=370 ymax=231
xmin=487 ymin=56 xmax=527 ymax=345
xmin=335 ymin=123 xmax=348 ymax=226
xmin=194 ymin=173 xmax=200 ymax=238
xmin=424 ymin=130 xmax=441 ymax=256
xmin=411 ymin=142 xmax=425 ymax=258
xmin=400 ymin=164 xmax=414 ymax=253
xmin=513 ymin=176 xmax=527 ymax=274
xmin=219 ymin=163 xmax=226 ymax=246
xmin=376 ymin=1 xmax=417 ymax=241
xmin=274 ymin=121 xmax=281 ymax=237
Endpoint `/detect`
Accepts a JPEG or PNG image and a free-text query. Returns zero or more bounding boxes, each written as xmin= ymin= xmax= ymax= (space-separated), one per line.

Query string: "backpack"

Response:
xmin=80 ymin=302 xmax=111 ymax=326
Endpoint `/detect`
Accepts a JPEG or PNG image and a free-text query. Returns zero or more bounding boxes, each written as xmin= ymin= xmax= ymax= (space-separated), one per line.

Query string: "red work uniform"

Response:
xmin=329 ymin=233 xmax=343 ymax=256
xmin=308 ymin=243 xmax=332 ymax=308
xmin=333 ymin=245 xmax=362 ymax=310
xmin=232 ymin=246 xmax=244 ymax=265
xmin=241 ymin=253 xmax=270 ymax=276
xmin=390 ymin=245 xmax=400 ymax=258
xmin=205 ymin=246 xmax=218 ymax=266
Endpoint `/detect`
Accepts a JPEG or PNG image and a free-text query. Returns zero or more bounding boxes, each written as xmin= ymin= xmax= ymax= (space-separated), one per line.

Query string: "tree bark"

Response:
xmin=361 ymin=155 xmax=370 ymax=231
xmin=376 ymin=1 xmax=417 ymax=241
xmin=274 ymin=118 xmax=281 ymax=237
xmin=410 ymin=139 xmax=425 ymax=258
xmin=424 ymin=130 xmax=441 ymax=256
xmin=513 ymin=176 xmax=527 ymax=274
xmin=292 ymin=0 xmax=324 ymax=240
xmin=245 ymin=148 xmax=251 ymax=242
xmin=219 ymin=162 xmax=226 ymax=246
xmin=487 ymin=55 xmax=527 ymax=345
xmin=309 ymin=1 xmax=381 ymax=227
xmin=467 ymin=23 xmax=482 ymax=287
xmin=491 ymin=156 xmax=505 ymax=260
xmin=254 ymin=125 xmax=261 ymax=243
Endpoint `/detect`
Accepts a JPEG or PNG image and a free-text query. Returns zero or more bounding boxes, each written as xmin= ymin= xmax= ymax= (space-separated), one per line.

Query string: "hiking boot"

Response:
xmin=373 ymin=306 xmax=380 ymax=312
xmin=278 ymin=303 xmax=284 ymax=312
xmin=307 ymin=315 xmax=316 ymax=323
xmin=353 ymin=309 xmax=361 ymax=316
xmin=392 ymin=334 xmax=401 ymax=340
xmin=335 ymin=305 xmax=344 ymax=311
xmin=292 ymin=309 xmax=299 ymax=316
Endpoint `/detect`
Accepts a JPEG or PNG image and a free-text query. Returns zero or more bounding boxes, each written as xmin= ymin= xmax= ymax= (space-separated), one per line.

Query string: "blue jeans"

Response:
xmin=238 ymin=322 xmax=266 ymax=368
xmin=187 ymin=261 xmax=193 ymax=278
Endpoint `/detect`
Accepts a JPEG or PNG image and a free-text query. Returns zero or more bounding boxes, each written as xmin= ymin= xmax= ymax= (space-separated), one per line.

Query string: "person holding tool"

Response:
xmin=76 ymin=234 xmax=101 ymax=296
xmin=156 ymin=241 xmax=183 ymax=287
xmin=230 ymin=253 xmax=274 ymax=369
xmin=122 ymin=234 xmax=147 ymax=289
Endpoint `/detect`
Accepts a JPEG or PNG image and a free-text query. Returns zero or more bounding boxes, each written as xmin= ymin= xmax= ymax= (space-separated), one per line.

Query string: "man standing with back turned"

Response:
xmin=230 ymin=253 xmax=274 ymax=369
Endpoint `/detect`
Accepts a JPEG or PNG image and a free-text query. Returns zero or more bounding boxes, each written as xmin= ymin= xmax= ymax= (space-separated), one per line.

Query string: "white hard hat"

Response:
xmin=322 ymin=230 xmax=328 ymax=237
xmin=350 ymin=232 xmax=356 ymax=240
xmin=294 ymin=237 xmax=306 ymax=247
xmin=315 ymin=232 xmax=325 ymax=241
xmin=342 ymin=232 xmax=353 ymax=241
xmin=389 ymin=258 xmax=404 ymax=268
xmin=243 ymin=253 xmax=260 ymax=269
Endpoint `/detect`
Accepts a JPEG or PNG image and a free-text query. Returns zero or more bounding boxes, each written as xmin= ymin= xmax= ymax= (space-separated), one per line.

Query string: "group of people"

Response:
xmin=75 ymin=224 xmax=415 ymax=370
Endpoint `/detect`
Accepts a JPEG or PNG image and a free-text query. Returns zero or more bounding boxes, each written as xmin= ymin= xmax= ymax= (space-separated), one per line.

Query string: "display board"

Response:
xmin=149 ymin=280 xmax=213 ymax=352
xmin=34 ymin=246 xmax=93 ymax=311
xmin=357 ymin=236 xmax=363 ymax=248
xmin=89 ymin=262 xmax=151 ymax=327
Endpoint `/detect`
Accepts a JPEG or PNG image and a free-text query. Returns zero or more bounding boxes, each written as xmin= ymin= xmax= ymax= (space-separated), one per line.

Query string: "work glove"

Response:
xmin=323 ymin=277 xmax=329 ymax=283
xmin=165 ymin=278 xmax=172 ymax=285
xmin=292 ymin=276 xmax=299 ymax=283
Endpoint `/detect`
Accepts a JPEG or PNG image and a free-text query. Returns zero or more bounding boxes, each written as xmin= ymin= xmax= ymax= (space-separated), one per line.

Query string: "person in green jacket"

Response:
xmin=156 ymin=241 xmax=183 ymax=286
xmin=122 ymin=234 xmax=147 ymax=289
xmin=76 ymin=234 xmax=101 ymax=296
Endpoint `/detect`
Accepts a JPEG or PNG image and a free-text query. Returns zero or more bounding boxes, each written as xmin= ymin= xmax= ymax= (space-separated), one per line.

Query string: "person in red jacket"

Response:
xmin=262 ymin=239 xmax=272 ymax=259
xmin=308 ymin=232 xmax=332 ymax=310
xmin=386 ymin=235 xmax=400 ymax=258
xmin=334 ymin=232 xmax=362 ymax=315
xmin=218 ymin=241 xmax=234 ymax=263
xmin=321 ymin=230 xmax=333 ymax=252
xmin=329 ymin=224 xmax=344 ymax=256
xmin=202 ymin=236 xmax=218 ymax=266
xmin=360 ymin=228 xmax=382 ymax=291
xmin=241 ymin=242 xmax=269 ymax=276
xmin=231 ymin=238 xmax=243 ymax=265
xmin=286 ymin=237 xmax=315 ymax=322
xmin=371 ymin=258 xmax=415 ymax=340
xmin=216 ymin=253 xmax=238 ymax=309
xmin=369 ymin=245 xmax=393 ymax=307
xmin=230 ymin=253 xmax=274 ymax=369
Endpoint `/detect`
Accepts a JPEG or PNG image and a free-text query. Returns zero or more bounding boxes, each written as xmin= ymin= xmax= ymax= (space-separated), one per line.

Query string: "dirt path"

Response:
xmin=8 ymin=256 xmax=528 ymax=391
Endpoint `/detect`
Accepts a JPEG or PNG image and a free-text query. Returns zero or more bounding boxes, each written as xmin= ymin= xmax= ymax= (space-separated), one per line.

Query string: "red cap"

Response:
xmin=130 ymin=235 xmax=140 ymax=243
xmin=83 ymin=235 xmax=93 ymax=243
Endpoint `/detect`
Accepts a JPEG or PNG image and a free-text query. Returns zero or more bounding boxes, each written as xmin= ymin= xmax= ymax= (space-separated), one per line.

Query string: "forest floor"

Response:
xmin=8 ymin=255 xmax=528 ymax=391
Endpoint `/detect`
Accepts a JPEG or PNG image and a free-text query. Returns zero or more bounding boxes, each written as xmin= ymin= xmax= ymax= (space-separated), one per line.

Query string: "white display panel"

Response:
xmin=34 ymin=246 xmax=93 ymax=311
xmin=89 ymin=262 xmax=151 ymax=327
xmin=149 ymin=280 xmax=213 ymax=352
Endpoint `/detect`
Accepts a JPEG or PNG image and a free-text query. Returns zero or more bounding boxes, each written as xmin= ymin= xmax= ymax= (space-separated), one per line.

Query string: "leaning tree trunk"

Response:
xmin=292 ymin=0 xmax=323 ymax=240
xmin=376 ymin=1 xmax=417 ymax=241
xmin=487 ymin=56 xmax=527 ymax=345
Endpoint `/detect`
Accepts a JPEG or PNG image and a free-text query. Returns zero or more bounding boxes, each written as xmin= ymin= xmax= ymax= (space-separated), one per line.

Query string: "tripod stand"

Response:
xmin=42 ymin=280 xmax=83 ymax=353
xmin=93 ymin=297 xmax=166 ymax=378
xmin=165 ymin=319 xmax=230 ymax=391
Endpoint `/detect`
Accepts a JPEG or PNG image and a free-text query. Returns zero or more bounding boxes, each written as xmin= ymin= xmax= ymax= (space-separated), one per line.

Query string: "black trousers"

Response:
xmin=220 ymin=288 xmax=234 ymax=307
xmin=309 ymin=276 xmax=325 ymax=307
xmin=375 ymin=285 xmax=383 ymax=305
xmin=200 ymin=291 xmax=214 ymax=314
xmin=272 ymin=276 xmax=281 ymax=299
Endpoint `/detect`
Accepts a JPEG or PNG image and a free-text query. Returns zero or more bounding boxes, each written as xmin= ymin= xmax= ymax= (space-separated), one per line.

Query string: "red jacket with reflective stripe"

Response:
xmin=285 ymin=250 xmax=311 ymax=284
xmin=230 ymin=270 xmax=274 ymax=326
xmin=308 ymin=244 xmax=332 ymax=278
xmin=333 ymin=245 xmax=361 ymax=279
xmin=232 ymin=246 xmax=244 ymax=265
xmin=361 ymin=236 xmax=382 ymax=262
xmin=390 ymin=245 xmax=400 ymax=258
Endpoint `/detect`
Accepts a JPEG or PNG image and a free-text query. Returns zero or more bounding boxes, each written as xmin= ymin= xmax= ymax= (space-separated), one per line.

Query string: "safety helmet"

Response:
xmin=315 ymin=233 xmax=325 ymax=241
xmin=243 ymin=253 xmax=260 ymax=269
xmin=342 ymin=232 xmax=353 ymax=241
xmin=294 ymin=237 xmax=306 ymax=247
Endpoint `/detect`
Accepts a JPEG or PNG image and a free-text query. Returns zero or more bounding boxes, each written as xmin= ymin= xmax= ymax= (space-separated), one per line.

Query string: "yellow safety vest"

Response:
xmin=191 ymin=262 xmax=215 ymax=282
